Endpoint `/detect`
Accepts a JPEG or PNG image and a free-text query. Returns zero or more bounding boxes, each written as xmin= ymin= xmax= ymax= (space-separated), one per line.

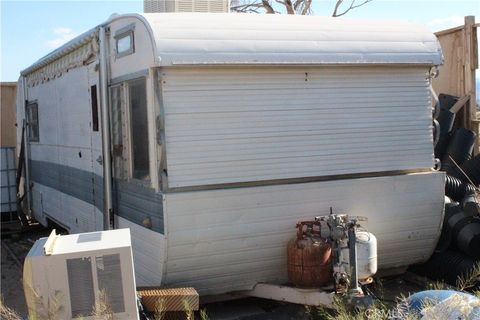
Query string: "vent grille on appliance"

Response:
xmin=144 ymin=0 xmax=229 ymax=13
xmin=96 ymin=254 xmax=125 ymax=313
xmin=67 ymin=257 xmax=95 ymax=318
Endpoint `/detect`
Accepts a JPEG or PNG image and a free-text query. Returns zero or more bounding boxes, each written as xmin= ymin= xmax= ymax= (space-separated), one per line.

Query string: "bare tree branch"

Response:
xmin=332 ymin=0 xmax=373 ymax=17
xmin=284 ymin=0 xmax=295 ymax=14
xmin=293 ymin=0 xmax=302 ymax=10
xmin=230 ymin=2 xmax=264 ymax=12
xmin=231 ymin=0 xmax=371 ymax=16
xmin=332 ymin=0 xmax=344 ymax=17
xmin=299 ymin=0 xmax=312 ymax=15
xmin=262 ymin=0 xmax=275 ymax=13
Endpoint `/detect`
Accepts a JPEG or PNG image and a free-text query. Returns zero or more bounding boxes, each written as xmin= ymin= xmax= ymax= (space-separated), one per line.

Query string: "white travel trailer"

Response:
xmin=17 ymin=13 xmax=445 ymax=295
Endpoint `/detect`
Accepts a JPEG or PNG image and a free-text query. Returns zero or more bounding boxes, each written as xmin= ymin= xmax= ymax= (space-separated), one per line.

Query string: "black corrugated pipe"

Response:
xmin=445 ymin=202 xmax=464 ymax=222
xmin=434 ymin=108 xmax=456 ymax=159
xmin=442 ymin=128 xmax=476 ymax=175
xmin=410 ymin=250 xmax=477 ymax=286
xmin=452 ymin=154 xmax=480 ymax=186
xmin=438 ymin=93 xmax=459 ymax=110
xmin=455 ymin=217 xmax=480 ymax=259
xmin=445 ymin=175 xmax=476 ymax=202
xmin=436 ymin=203 xmax=461 ymax=253
xmin=435 ymin=222 xmax=452 ymax=253
xmin=445 ymin=203 xmax=468 ymax=235
xmin=462 ymin=193 xmax=480 ymax=216
xmin=444 ymin=199 xmax=480 ymax=259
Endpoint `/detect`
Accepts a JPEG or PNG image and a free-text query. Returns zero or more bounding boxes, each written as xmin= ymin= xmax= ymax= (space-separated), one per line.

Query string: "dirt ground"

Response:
xmin=1 ymin=226 xmax=51 ymax=318
xmin=1 ymin=224 xmax=427 ymax=320
xmin=2 ymin=241 xmax=27 ymax=317
xmin=1 ymin=225 xmax=314 ymax=319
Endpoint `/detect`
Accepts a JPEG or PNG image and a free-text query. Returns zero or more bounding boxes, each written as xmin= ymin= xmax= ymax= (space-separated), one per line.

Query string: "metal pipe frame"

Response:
xmin=22 ymin=77 xmax=32 ymax=216
xmin=99 ymin=26 xmax=114 ymax=230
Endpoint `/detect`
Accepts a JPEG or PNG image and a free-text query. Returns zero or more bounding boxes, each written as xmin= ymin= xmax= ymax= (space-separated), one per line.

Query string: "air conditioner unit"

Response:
xmin=23 ymin=229 xmax=139 ymax=320
xmin=144 ymin=0 xmax=230 ymax=13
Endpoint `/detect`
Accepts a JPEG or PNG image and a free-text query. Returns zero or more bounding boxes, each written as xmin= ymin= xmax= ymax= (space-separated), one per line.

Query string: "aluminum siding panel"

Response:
xmin=26 ymin=65 xmax=165 ymax=234
xmin=27 ymin=67 xmax=95 ymax=230
xmin=142 ymin=13 xmax=442 ymax=65
xmin=162 ymin=67 xmax=434 ymax=188
xmin=117 ymin=216 xmax=165 ymax=286
xmin=163 ymin=172 xmax=445 ymax=295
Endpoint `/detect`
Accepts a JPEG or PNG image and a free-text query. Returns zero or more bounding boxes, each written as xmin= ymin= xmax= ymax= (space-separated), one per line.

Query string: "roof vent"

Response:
xmin=144 ymin=0 xmax=229 ymax=13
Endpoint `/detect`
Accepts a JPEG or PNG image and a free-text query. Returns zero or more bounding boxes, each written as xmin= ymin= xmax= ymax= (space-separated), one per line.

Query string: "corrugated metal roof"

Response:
xmin=21 ymin=13 xmax=442 ymax=76
xmin=143 ymin=13 xmax=443 ymax=66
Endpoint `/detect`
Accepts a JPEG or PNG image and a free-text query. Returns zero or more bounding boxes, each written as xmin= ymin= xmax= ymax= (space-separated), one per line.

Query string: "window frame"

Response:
xmin=109 ymin=76 xmax=150 ymax=183
xmin=114 ymin=24 xmax=135 ymax=59
xmin=126 ymin=78 xmax=150 ymax=181
xmin=90 ymin=85 xmax=99 ymax=132
xmin=27 ymin=101 xmax=39 ymax=142
xmin=110 ymin=83 xmax=129 ymax=180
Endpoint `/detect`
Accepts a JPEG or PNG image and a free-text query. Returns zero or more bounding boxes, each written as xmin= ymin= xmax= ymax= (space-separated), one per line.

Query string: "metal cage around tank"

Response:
xmin=1 ymin=147 xmax=17 ymax=222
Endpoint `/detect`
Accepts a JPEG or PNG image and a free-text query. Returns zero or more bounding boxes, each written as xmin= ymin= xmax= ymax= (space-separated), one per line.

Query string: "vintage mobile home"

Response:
xmin=17 ymin=13 xmax=445 ymax=295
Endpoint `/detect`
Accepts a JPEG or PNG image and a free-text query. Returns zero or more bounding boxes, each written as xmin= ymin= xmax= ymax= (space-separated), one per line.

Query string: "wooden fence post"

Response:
xmin=464 ymin=16 xmax=478 ymax=154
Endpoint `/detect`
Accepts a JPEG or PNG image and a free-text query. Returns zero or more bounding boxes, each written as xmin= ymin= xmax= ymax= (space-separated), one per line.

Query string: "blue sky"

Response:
xmin=1 ymin=0 xmax=479 ymax=81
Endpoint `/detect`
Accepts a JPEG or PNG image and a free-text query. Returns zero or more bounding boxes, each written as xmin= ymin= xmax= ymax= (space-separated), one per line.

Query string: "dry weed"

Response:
xmin=0 ymin=295 xmax=21 ymax=320
xmin=92 ymin=289 xmax=114 ymax=320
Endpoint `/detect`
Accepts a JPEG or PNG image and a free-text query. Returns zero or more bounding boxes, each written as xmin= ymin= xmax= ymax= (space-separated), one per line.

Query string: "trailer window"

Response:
xmin=128 ymin=78 xmax=150 ymax=180
xmin=114 ymin=25 xmax=135 ymax=58
xmin=110 ymin=84 xmax=127 ymax=180
xmin=27 ymin=102 xmax=39 ymax=142
xmin=90 ymin=85 xmax=99 ymax=132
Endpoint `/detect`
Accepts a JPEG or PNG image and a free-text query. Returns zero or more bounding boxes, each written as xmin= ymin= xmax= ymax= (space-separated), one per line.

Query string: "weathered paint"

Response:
xmin=17 ymin=12 xmax=446 ymax=296
xmin=162 ymin=66 xmax=434 ymax=188
xmin=117 ymin=215 xmax=165 ymax=286
xmin=163 ymin=172 xmax=445 ymax=295
xmin=30 ymin=160 xmax=164 ymax=233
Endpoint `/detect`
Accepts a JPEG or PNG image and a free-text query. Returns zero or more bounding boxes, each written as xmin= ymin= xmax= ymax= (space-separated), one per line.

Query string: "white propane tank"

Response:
xmin=356 ymin=231 xmax=377 ymax=281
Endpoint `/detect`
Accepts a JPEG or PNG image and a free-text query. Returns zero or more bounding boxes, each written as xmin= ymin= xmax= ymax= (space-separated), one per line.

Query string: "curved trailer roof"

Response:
xmin=21 ymin=12 xmax=443 ymax=76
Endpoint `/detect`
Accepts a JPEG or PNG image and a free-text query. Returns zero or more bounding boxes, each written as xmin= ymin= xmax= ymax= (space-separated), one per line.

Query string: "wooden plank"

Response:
xmin=432 ymin=16 xmax=478 ymax=154
xmin=464 ymin=16 xmax=478 ymax=154
xmin=435 ymin=25 xmax=465 ymax=37
xmin=432 ymin=28 xmax=464 ymax=97
xmin=450 ymin=94 xmax=470 ymax=113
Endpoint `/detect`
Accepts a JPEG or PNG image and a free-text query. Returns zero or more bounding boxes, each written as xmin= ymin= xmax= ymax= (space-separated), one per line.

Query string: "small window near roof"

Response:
xmin=114 ymin=24 xmax=135 ymax=58
xmin=27 ymin=102 xmax=39 ymax=142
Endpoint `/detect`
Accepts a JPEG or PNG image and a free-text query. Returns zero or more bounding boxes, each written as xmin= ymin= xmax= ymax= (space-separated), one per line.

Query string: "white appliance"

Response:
xmin=23 ymin=228 xmax=139 ymax=320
